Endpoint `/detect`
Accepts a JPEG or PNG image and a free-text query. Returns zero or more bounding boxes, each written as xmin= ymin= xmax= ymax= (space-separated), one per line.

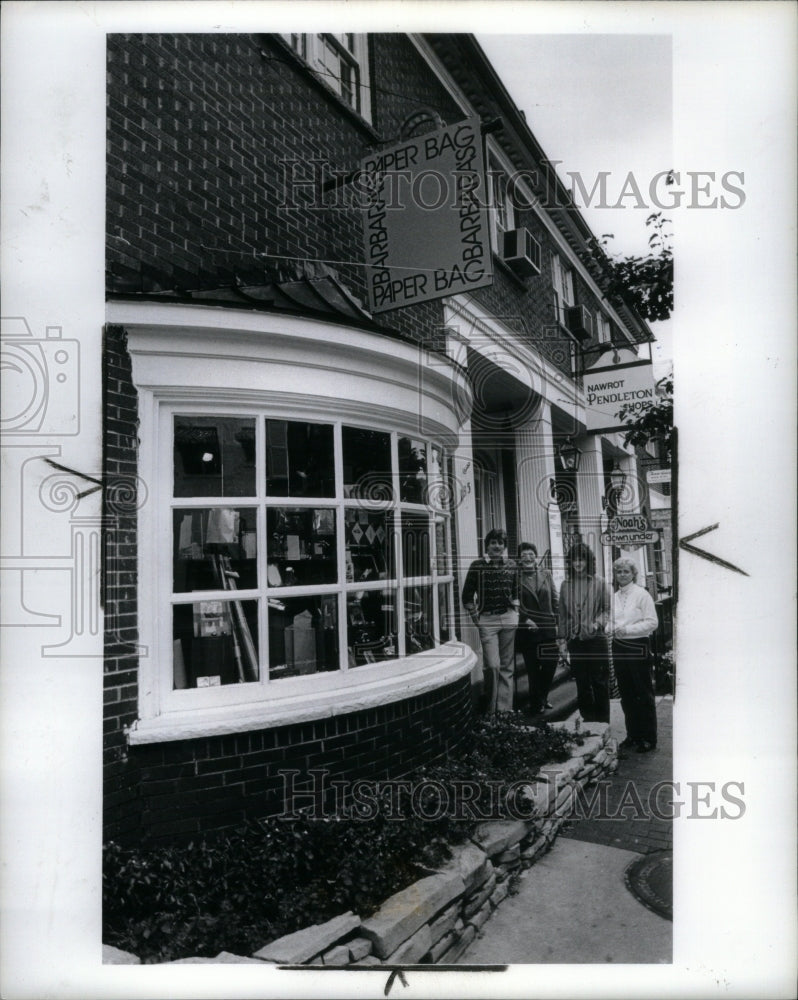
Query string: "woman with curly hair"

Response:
xmin=557 ymin=542 xmax=611 ymax=723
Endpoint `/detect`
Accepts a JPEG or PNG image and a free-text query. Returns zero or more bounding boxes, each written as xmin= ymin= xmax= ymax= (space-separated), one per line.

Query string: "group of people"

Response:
xmin=461 ymin=528 xmax=659 ymax=753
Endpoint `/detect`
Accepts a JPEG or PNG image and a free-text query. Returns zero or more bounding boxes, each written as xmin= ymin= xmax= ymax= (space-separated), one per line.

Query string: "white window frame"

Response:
xmin=551 ymin=252 xmax=575 ymax=324
xmin=162 ymin=407 xmax=454 ymax=704
xmin=488 ymin=162 xmax=516 ymax=254
xmin=595 ymin=311 xmax=612 ymax=344
xmin=284 ymin=33 xmax=372 ymax=122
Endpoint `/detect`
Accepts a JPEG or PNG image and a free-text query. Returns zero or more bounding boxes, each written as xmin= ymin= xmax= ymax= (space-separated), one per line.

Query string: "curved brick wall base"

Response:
xmin=104 ymin=675 xmax=473 ymax=846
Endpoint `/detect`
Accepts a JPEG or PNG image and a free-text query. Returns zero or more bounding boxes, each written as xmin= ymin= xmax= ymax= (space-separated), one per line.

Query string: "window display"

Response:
xmin=173 ymin=599 xmax=259 ymax=688
xmin=174 ymin=416 xmax=255 ymax=497
xmin=266 ymin=507 xmax=337 ymax=587
xmin=172 ymin=507 xmax=258 ymax=592
xmin=169 ymin=412 xmax=454 ymax=690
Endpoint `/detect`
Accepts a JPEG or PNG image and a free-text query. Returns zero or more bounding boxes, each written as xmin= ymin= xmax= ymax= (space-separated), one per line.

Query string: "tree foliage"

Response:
xmin=591 ymin=208 xmax=674 ymax=455
xmin=592 ymin=211 xmax=673 ymax=323
xmin=617 ymin=375 xmax=673 ymax=464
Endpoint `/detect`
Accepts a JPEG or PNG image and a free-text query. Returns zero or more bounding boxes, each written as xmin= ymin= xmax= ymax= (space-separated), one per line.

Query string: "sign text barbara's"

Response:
xmin=361 ymin=119 xmax=493 ymax=313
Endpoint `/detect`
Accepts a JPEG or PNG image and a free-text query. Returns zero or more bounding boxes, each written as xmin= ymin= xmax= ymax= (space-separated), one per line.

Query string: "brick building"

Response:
xmin=103 ymin=32 xmax=656 ymax=845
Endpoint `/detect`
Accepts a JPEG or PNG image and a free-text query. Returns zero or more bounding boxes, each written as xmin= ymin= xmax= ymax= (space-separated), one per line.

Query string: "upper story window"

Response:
xmin=489 ymin=164 xmax=516 ymax=253
xmin=168 ymin=410 xmax=454 ymax=695
xmin=284 ymin=33 xmax=371 ymax=121
xmin=551 ymin=252 xmax=575 ymax=324
xmin=595 ymin=311 xmax=612 ymax=344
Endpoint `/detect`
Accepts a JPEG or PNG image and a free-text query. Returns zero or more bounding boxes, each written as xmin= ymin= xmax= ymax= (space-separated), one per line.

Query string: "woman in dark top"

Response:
xmin=557 ymin=541 xmax=611 ymax=723
xmin=516 ymin=542 xmax=559 ymax=715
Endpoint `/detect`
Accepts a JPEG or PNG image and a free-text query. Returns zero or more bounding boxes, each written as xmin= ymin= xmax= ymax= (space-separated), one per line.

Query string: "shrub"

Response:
xmin=103 ymin=713 xmax=573 ymax=962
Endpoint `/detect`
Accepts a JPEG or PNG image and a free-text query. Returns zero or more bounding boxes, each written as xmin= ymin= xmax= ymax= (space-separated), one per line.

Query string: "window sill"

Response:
xmin=128 ymin=641 xmax=476 ymax=745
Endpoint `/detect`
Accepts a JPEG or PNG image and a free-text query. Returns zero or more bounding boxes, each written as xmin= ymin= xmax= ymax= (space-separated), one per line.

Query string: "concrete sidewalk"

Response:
xmin=456 ymin=696 xmax=673 ymax=964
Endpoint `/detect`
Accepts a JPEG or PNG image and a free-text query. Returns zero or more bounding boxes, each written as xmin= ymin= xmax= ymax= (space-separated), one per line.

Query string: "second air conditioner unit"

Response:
xmin=502 ymin=228 xmax=541 ymax=278
xmin=565 ymin=304 xmax=594 ymax=342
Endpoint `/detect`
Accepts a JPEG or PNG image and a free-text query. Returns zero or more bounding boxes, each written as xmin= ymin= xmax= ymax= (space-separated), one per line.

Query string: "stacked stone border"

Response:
xmin=102 ymin=720 xmax=617 ymax=966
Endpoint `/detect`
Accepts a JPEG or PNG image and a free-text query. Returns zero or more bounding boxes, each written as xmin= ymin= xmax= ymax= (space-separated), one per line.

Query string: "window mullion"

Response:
xmin=333 ymin=422 xmax=348 ymax=672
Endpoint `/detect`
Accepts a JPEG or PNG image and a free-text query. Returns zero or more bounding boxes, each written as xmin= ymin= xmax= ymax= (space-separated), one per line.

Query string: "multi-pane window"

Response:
xmin=170 ymin=413 xmax=454 ymax=690
xmin=551 ymin=253 xmax=575 ymax=324
xmin=284 ymin=33 xmax=371 ymax=119
xmin=595 ymin=311 xmax=612 ymax=344
xmin=489 ymin=165 xmax=515 ymax=251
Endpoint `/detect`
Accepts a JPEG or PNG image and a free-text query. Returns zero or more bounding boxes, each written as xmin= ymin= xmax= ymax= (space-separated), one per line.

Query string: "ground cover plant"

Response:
xmin=103 ymin=713 xmax=574 ymax=962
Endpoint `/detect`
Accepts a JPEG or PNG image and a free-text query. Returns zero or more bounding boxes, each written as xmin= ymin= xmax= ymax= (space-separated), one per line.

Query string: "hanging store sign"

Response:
xmin=601 ymin=513 xmax=660 ymax=550
xmin=583 ymin=359 xmax=656 ymax=434
xmin=360 ymin=118 xmax=493 ymax=314
xmin=646 ymin=469 xmax=672 ymax=484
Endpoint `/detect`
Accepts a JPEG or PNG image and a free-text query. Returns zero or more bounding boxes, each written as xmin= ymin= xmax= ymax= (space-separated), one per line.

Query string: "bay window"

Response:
xmin=168 ymin=412 xmax=455 ymax=692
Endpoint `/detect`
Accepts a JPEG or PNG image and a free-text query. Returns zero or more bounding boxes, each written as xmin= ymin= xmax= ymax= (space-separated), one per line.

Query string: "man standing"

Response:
xmin=462 ymin=529 xmax=519 ymax=714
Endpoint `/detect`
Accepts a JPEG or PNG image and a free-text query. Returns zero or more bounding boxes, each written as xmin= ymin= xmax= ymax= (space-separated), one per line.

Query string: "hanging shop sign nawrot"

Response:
xmin=583 ymin=358 xmax=656 ymax=434
xmin=601 ymin=513 xmax=660 ymax=550
xmin=360 ymin=118 xmax=493 ymax=313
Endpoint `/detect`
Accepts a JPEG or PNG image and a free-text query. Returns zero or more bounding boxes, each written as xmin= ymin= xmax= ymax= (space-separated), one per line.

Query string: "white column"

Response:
xmin=515 ymin=402 xmax=560 ymax=560
xmin=576 ymin=433 xmax=606 ymax=576
xmin=452 ymin=420 xmax=482 ymax=680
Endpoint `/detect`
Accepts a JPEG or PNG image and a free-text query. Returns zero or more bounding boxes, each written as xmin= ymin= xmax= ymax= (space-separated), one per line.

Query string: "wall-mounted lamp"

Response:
xmin=602 ymin=462 xmax=627 ymax=514
xmin=557 ymin=437 xmax=582 ymax=473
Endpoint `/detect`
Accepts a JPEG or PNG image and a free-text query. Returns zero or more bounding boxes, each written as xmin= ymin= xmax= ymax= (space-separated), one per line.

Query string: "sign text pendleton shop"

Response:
xmin=582 ymin=359 xmax=656 ymax=434
xmin=361 ymin=118 xmax=493 ymax=313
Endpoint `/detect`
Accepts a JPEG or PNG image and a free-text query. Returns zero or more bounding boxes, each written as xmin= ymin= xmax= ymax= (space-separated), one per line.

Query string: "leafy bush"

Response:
xmin=103 ymin=714 xmax=573 ymax=962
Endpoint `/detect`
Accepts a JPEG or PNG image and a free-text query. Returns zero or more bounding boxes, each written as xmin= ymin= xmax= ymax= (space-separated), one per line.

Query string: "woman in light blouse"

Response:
xmin=610 ymin=556 xmax=659 ymax=753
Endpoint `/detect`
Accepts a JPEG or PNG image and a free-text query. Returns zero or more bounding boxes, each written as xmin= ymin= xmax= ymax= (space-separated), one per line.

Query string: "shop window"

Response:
xmin=167 ymin=412 xmax=454 ymax=692
xmin=283 ymin=33 xmax=371 ymax=121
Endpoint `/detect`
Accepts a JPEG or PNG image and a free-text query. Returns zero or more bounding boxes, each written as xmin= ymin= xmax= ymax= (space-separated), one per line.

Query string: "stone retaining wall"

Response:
xmin=103 ymin=720 xmax=617 ymax=966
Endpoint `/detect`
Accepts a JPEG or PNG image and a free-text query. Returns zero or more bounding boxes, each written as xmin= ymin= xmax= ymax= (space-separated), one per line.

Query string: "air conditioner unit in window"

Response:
xmin=502 ymin=228 xmax=541 ymax=277
xmin=565 ymin=305 xmax=594 ymax=342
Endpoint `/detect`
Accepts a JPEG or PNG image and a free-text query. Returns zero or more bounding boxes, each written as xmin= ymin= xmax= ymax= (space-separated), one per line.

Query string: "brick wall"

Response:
xmin=105 ymin=674 xmax=473 ymax=846
xmin=103 ymin=323 xmax=143 ymax=835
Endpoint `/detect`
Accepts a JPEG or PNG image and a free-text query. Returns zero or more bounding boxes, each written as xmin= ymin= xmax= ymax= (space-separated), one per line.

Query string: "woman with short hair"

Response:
xmin=516 ymin=542 xmax=559 ymax=715
xmin=610 ymin=556 xmax=659 ymax=752
xmin=557 ymin=542 xmax=611 ymax=723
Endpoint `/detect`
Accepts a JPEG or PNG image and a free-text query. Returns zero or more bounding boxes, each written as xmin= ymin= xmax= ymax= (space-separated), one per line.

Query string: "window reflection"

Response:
xmin=173 ymin=599 xmax=259 ymax=688
xmin=174 ymin=416 xmax=255 ymax=497
xmin=267 ymin=594 xmax=339 ymax=679
xmin=265 ymin=419 xmax=334 ymax=497
xmin=435 ymin=517 xmax=449 ymax=576
xmin=437 ymin=584 xmax=452 ymax=644
xmin=401 ymin=511 xmax=431 ymax=579
xmin=173 ymin=508 xmax=257 ymax=592
xmin=267 ymin=507 xmax=337 ymax=586
xmin=345 ymin=508 xmax=393 ymax=581
xmin=347 ymin=589 xmax=397 ymax=666
xmin=399 ymin=437 xmax=427 ymax=504
xmin=342 ymin=426 xmax=392 ymax=502
xmin=404 ymin=585 xmax=434 ymax=653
